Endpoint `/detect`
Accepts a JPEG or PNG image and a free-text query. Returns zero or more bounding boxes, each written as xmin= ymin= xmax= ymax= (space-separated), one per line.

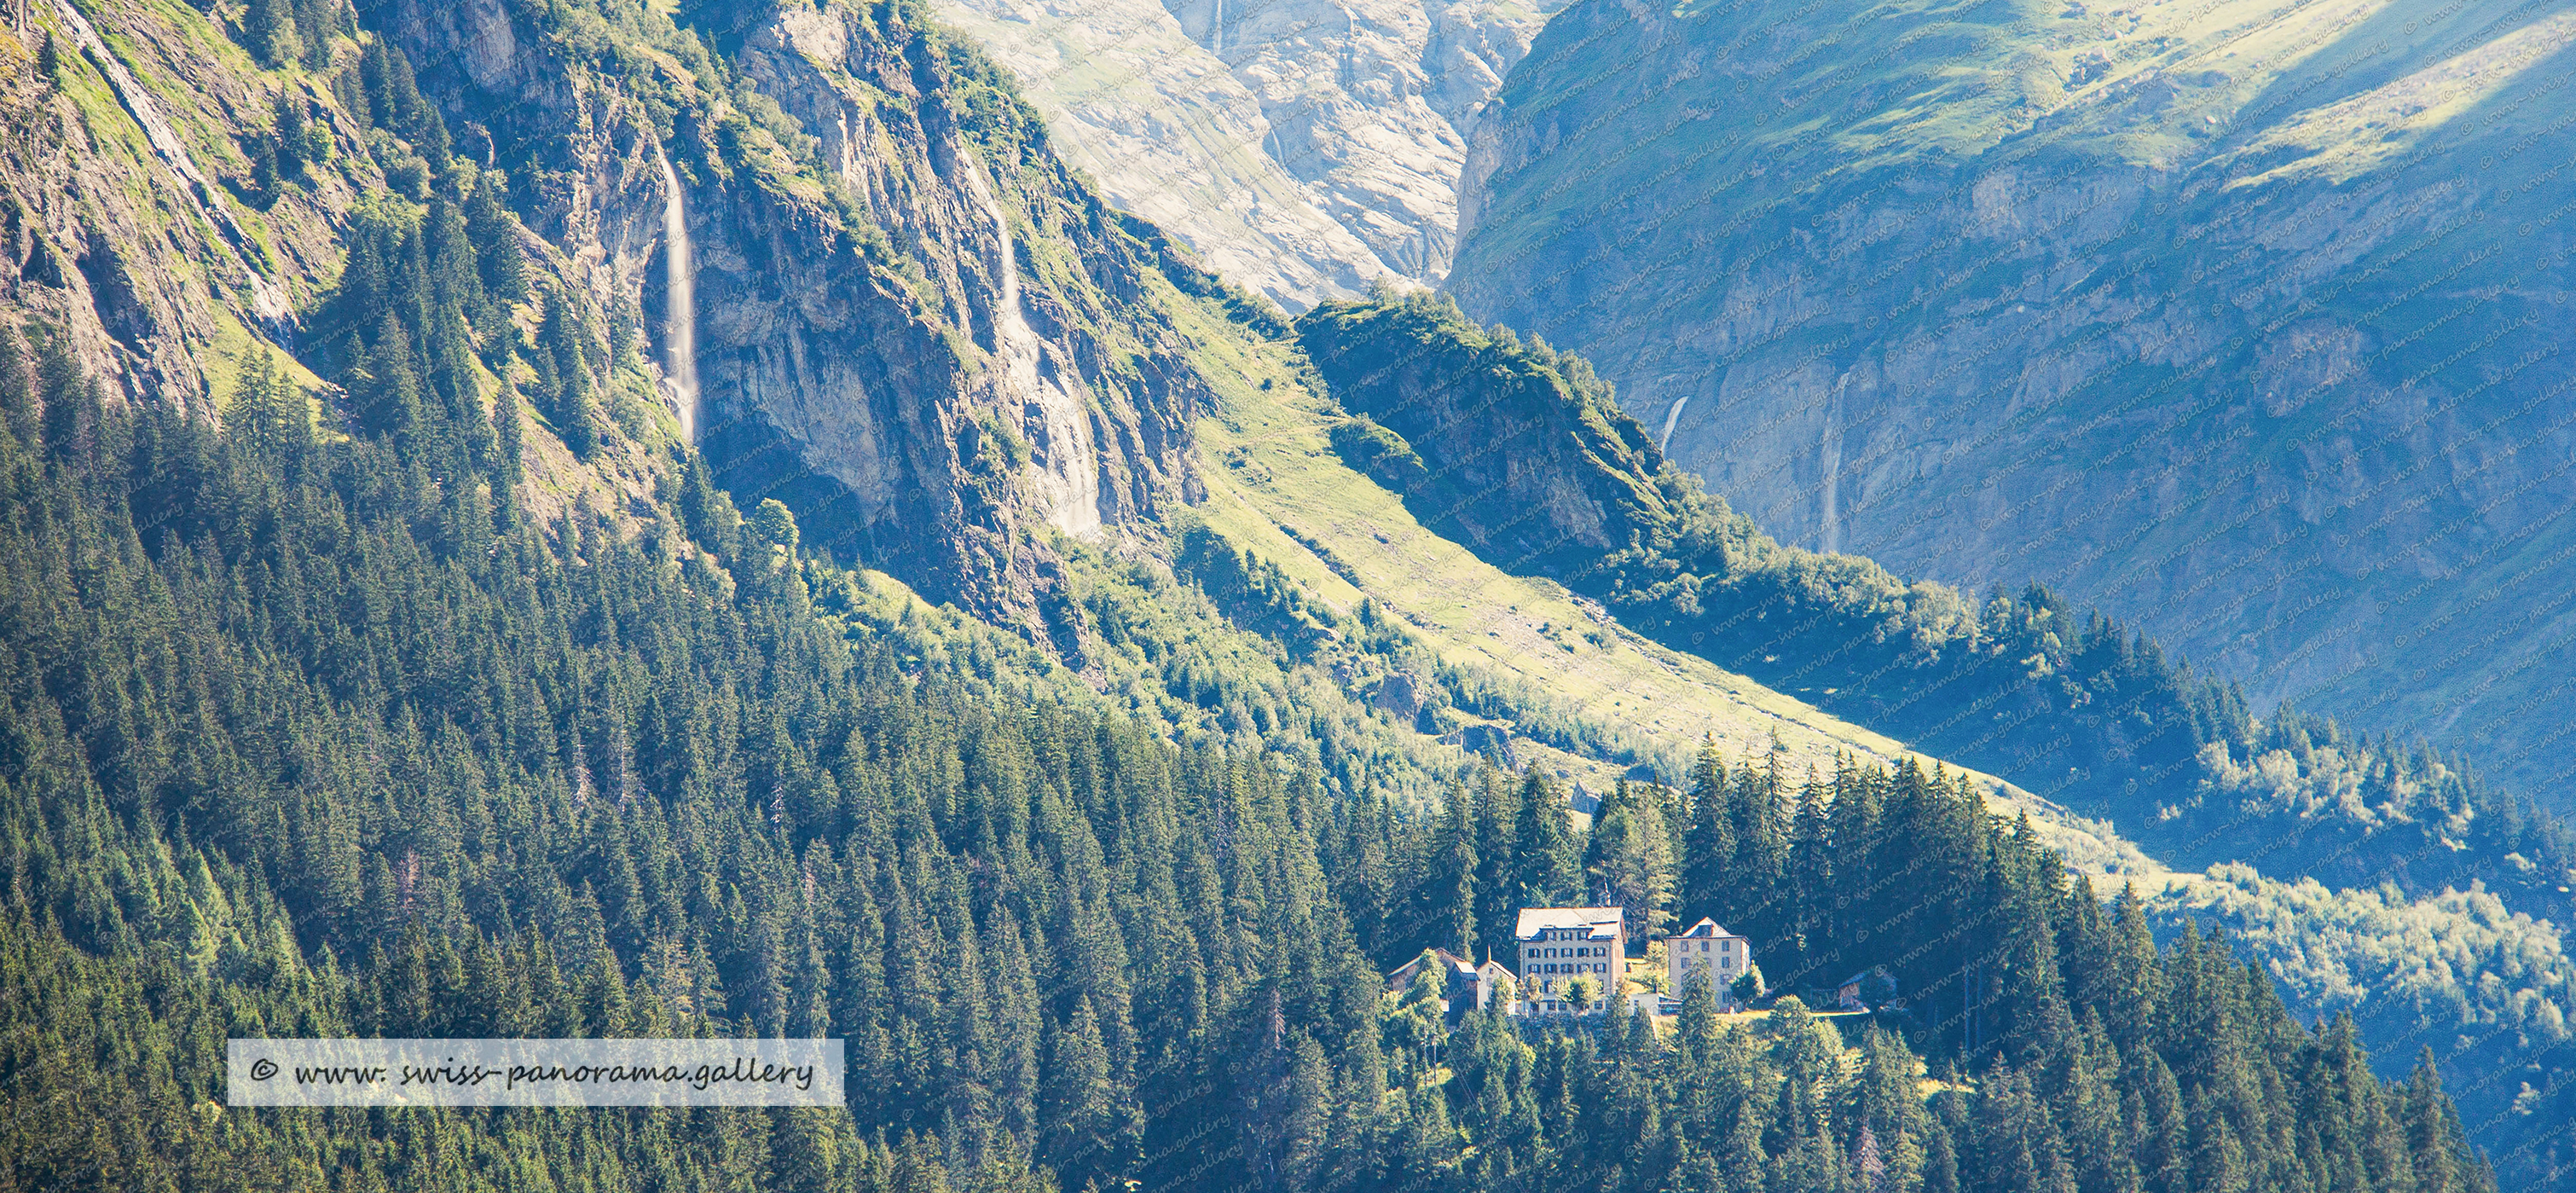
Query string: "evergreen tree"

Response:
xmin=228 ymin=345 xmax=307 ymax=459
xmin=1512 ymin=770 xmax=1581 ymax=908
xmin=240 ymin=0 xmax=301 ymax=67
xmin=272 ymin=90 xmax=307 ymax=178
xmin=540 ymin=292 xmax=599 ymax=456
xmin=1682 ymin=738 xmax=1734 ymax=918
xmin=292 ymin=0 xmax=336 ymax=67
xmin=1589 ymin=780 xmax=1676 ymax=943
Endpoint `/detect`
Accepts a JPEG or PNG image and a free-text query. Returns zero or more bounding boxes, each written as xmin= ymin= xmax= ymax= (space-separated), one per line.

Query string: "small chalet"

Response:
xmin=1838 ymin=966 xmax=1896 ymax=1012
xmin=1386 ymin=948 xmax=1509 ymax=1021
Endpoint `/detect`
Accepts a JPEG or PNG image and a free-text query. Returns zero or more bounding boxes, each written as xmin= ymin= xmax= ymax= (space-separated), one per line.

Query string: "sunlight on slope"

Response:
xmin=1158 ymin=286 xmax=2159 ymax=873
xmin=2221 ymin=10 xmax=2576 ymax=186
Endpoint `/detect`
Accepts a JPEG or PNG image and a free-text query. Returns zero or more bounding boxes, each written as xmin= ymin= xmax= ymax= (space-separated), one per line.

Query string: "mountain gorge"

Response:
xmin=1445 ymin=0 xmax=2576 ymax=808
xmin=932 ymin=0 xmax=1569 ymax=305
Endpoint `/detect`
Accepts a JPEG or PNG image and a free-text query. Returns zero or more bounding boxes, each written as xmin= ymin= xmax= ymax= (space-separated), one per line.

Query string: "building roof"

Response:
xmin=1515 ymin=906 xmax=1625 ymax=941
xmin=1839 ymin=968 xmax=1895 ymax=989
xmin=1671 ymin=917 xmax=1745 ymax=941
xmin=1388 ymin=948 xmax=1476 ymax=981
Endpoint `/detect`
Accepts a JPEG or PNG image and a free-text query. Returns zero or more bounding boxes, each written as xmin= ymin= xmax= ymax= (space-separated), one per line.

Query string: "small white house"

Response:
xmin=1666 ymin=917 xmax=1752 ymax=1007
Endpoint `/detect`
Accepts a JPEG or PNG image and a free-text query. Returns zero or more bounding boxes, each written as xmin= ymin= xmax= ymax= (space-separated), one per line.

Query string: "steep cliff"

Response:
xmin=0 ymin=0 xmax=356 ymax=413
xmin=935 ymin=0 xmax=1571 ymax=306
xmin=1450 ymin=0 xmax=2576 ymax=804
xmin=366 ymin=0 xmax=1224 ymax=634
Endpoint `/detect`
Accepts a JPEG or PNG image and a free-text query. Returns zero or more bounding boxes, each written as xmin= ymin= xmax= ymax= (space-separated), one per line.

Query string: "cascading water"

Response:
xmin=657 ymin=148 xmax=700 ymax=444
xmin=968 ymin=160 xmax=1101 ymax=536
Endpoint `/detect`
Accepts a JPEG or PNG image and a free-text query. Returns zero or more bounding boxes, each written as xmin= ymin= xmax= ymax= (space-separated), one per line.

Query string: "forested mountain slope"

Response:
xmin=1295 ymin=293 xmax=2576 ymax=1184
xmin=1296 ymin=293 xmax=2576 ymax=935
xmin=0 ymin=338 xmax=2511 ymax=1193
xmin=0 ymin=0 xmax=2556 ymax=1190
xmin=1446 ymin=0 xmax=2576 ymax=807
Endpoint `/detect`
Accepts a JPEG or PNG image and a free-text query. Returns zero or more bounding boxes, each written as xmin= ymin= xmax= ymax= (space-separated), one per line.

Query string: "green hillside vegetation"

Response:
xmin=1295 ymin=292 xmax=2576 ymax=931
xmin=0 ymin=0 xmax=2559 ymax=1190
xmin=1175 ymin=287 xmax=2059 ymax=808
xmin=2159 ymin=865 xmax=2575 ymax=1055
xmin=1294 ymin=292 xmax=2576 ymax=1186
xmin=0 ymin=358 xmax=2502 ymax=1191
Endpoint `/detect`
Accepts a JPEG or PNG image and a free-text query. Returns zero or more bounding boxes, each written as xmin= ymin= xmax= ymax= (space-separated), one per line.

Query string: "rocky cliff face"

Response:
xmin=1451 ymin=0 xmax=2576 ymax=803
xmin=375 ymin=0 xmax=1214 ymax=632
xmin=934 ymin=0 xmax=1569 ymax=307
xmin=0 ymin=0 xmax=369 ymax=414
xmin=22 ymin=0 xmax=1224 ymax=640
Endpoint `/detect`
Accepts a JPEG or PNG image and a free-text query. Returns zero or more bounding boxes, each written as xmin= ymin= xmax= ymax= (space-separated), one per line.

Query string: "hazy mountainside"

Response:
xmin=0 ymin=0 xmax=2563 ymax=1189
xmin=1291 ymin=292 xmax=2576 ymax=928
xmin=1447 ymin=0 xmax=2576 ymax=806
xmin=932 ymin=0 xmax=1570 ymax=307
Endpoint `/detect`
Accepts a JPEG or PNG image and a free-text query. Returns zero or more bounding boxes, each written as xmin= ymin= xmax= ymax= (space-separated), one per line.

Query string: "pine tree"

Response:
xmin=1473 ymin=766 xmax=1521 ymax=962
xmin=271 ymin=90 xmax=307 ymax=177
xmin=35 ymin=329 xmax=95 ymax=462
xmin=292 ymin=0 xmax=335 ymax=67
xmin=540 ymin=293 xmax=599 ymax=456
xmin=240 ymin=0 xmax=302 ymax=67
xmin=0 ymin=323 xmax=33 ymax=443
xmin=1589 ymin=780 xmax=1676 ymax=943
xmin=228 ymin=346 xmax=308 ymax=458
xmin=1682 ymin=738 xmax=1734 ymax=917
xmin=1512 ymin=770 xmax=1581 ymax=909
xmin=465 ymin=176 xmax=530 ymax=304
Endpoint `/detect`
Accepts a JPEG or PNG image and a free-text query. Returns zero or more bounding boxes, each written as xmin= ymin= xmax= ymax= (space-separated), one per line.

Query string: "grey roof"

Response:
xmin=1515 ymin=906 xmax=1624 ymax=941
xmin=1386 ymin=947 xmax=1478 ymax=986
xmin=1672 ymin=917 xmax=1745 ymax=940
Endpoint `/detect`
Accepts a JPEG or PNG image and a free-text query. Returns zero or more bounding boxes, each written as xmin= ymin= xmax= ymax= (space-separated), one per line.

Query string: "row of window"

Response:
xmin=1525 ymin=946 xmax=1604 ymax=958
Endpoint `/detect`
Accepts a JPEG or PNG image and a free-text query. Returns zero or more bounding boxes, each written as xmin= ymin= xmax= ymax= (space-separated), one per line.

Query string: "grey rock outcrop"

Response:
xmin=935 ymin=0 xmax=1570 ymax=307
xmin=0 ymin=1 xmax=369 ymax=414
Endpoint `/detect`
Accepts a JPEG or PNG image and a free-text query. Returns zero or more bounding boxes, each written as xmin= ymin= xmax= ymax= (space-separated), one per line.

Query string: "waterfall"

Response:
xmin=657 ymin=148 xmax=700 ymax=445
xmin=1657 ymin=393 xmax=1689 ymax=454
xmin=968 ymin=159 xmax=1101 ymax=536
xmin=1819 ymin=376 xmax=1845 ymax=555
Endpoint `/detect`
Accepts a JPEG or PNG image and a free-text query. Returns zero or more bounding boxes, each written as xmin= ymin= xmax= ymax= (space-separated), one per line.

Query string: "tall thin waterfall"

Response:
xmin=969 ymin=160 xmax=1101 ymax=536
xmin=657 ymin=148 xmax=700 ymax=444
xmin=1819 ymin=376 xmax=1845 ymax=555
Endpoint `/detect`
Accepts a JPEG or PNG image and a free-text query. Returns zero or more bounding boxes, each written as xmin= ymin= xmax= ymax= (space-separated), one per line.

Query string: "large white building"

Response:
xmin=1667 ymin=917 xmax=1752 ymax=1008
xmin=1515 ymin=906 xmax=1624 ymax=1014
